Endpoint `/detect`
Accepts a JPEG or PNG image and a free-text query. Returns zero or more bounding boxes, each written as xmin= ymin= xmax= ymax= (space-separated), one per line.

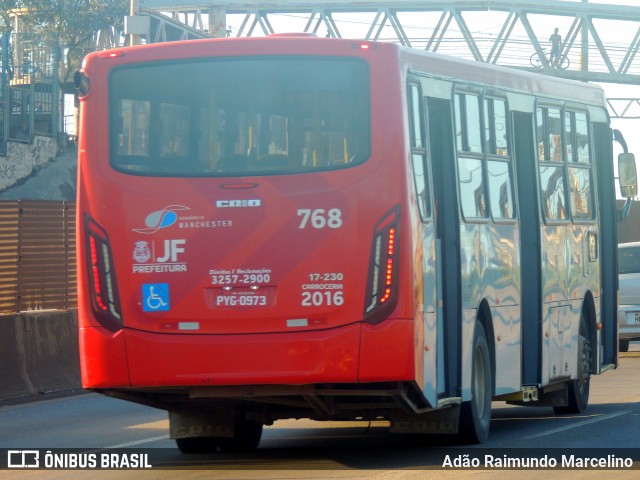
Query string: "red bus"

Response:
xmin=75 ymin=34 xmax=637 ymax=451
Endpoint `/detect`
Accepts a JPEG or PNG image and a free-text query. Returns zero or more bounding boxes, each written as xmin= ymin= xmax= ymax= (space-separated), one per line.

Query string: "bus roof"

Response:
xmin=395 ymin=44 xmax=606 ymax=108
xmin=89 ymin=34 xmax=607 ymax=108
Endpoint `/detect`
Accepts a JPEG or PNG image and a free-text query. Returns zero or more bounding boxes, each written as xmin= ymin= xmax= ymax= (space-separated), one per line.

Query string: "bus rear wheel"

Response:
xmin=218 ymin=417 xmax=263 ymax=453
xmin=458 ymin=322 xmax=492 ymax=444
xmin=619 ymin=340 xmax=630 ymax=353
xmin=176 ymin=418 xmax=263 ymax=454
xmin=176 ymin=436 xmax=220 ymax=454
xmin=554 ymin=316 xmax=591 ymax=414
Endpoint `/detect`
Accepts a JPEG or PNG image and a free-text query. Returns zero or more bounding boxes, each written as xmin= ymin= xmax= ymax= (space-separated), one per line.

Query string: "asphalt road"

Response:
xmin=3 ymin=346 xmax=640 ymax=479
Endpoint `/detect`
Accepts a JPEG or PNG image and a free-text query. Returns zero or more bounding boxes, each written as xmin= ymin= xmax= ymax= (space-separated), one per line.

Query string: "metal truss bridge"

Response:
xmin=131 ymin=0 xmax=640 ymax=118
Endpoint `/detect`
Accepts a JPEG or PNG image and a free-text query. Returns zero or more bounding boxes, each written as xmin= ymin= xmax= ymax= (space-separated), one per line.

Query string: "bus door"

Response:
xmin=513 ymin=110 xmax=543 ymax=387
xmin=426 ymin=94 xmax=462 ymax=402
xmin=408 ymin=81 xmax=438 ymax=407
xmin=592 ymin=122 xmax=617 ymax=368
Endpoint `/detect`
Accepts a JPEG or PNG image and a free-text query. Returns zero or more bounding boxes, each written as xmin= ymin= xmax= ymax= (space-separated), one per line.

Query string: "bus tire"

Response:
xmin=176 ymin=437 xmax=220 ymax=454
xmin=458 ymin=322 xmax=492 ymax=444
xmin=554 ymin=315 xmax=591 ymax=415
xmin=619 ymin=340 xmax=630 ymax=353
xmin=219 ymin=417 xmax=263 ymax=453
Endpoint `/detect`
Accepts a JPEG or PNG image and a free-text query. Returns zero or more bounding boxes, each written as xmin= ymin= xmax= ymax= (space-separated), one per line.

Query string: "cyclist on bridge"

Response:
xmin=549 ymin=28 xmax=561 ymax=65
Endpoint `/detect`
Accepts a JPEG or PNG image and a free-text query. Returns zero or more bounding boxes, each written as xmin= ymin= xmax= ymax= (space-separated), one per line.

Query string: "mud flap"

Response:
xmin=390 ymin=404 xmax=460 ymax=435
xmin=169 ymin=406 xmax=235 ymax=439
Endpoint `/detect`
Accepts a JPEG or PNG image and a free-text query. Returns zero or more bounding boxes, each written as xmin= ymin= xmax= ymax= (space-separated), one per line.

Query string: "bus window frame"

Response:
xmin=536 ymin=102 xmax=570 ymax=226
xmin=407 ymin=77 xmax=433 ymax=222
xmin=565 ymin=107 xmax=596 ymax=225
xmin=454 ymin=87 xmax=487 ymax=223
xmin=454 ymin=86 xmax=517 ymax=225
xmin=535 ymin=101 xmax=596 ymax=226
xmin=484 ymin=93 xmax=517 ymax=225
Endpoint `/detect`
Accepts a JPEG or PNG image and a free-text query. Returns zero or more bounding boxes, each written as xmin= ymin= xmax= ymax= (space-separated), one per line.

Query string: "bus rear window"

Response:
xmin=109 ymin=57 xmax=370 ymax=176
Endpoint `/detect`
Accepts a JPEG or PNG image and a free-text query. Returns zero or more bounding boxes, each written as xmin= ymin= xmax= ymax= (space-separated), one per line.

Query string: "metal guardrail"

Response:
xmin=0 ymin=200 xmax=76 ymax=314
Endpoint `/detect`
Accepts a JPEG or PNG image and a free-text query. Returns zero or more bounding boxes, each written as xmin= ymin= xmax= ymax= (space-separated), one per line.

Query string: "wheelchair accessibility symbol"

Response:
xmin=143 ymin=283 xmax=170 ymax=312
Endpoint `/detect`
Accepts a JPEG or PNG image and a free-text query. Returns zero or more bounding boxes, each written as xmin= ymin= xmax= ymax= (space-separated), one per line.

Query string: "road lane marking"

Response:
xmin=523 ymin=410 xmax=629 ymax=440
xmin=128 ymin=420 xmax=168 ymax=430
xmin=106 ymin=434 xmax=169 ymax=448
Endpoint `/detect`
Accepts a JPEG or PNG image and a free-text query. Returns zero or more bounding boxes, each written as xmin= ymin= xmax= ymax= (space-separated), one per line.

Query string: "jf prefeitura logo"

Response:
xmin=5 ymin=450 xmax=152 ymax=470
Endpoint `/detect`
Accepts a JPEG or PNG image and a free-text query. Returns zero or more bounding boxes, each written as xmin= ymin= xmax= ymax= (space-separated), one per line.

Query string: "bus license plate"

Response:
xmin=205 ymin=287 xmax=274 ymax=308
xmin=215 ymin=294 xmax=269 ymax=307
xmin=635 ymin=313 xmax=640 ymax=324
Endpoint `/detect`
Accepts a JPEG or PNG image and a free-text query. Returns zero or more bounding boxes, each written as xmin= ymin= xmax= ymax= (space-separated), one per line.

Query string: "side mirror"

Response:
xmin=618 ymin=153 xmax=638 ymax=199
xmin=73 ymin=71 xmax=90 ymax=97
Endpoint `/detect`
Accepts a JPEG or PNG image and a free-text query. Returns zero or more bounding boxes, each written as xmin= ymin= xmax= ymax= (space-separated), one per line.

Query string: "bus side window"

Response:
xmin=535 ymin=106 xmax=562 ymax=162
xmin=408 ymin=82 xmax=431 ymax=220
xmin=536 ymin=106 xmax=568 ymax=221
xmin=484 ymin=98 xmax=509 ymax=157
xmin=455 ymin=93 xmax=482 ymax=154
xmin=487 ymin=160 xmax=513 ymax=219
xmin=566 ymin=111 xmax=593 ymax=220
xmin=459 ymin=157 xmax=486 ymax=217
xmin=540 ymin=165 xmax=567 ymax=220
xmin=455 ymin=92 xmax=487 ymax=219
xmin=485 ymin=98 xmax=514 ymax=220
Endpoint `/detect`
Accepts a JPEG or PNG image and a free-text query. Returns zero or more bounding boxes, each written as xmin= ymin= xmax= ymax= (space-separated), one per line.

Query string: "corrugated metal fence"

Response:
xmin=0 ymin=200 xmax=76 ymax=313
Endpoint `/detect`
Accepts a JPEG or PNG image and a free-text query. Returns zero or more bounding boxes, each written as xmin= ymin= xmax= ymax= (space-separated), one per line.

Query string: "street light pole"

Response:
xmin=130 ymin=0 xmax=139 ymax=46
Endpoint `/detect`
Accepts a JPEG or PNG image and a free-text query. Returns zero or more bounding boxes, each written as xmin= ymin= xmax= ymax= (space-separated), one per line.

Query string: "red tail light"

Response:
xmin=364 ymin=206 xmax=400 ymax=324
xmin=85 ymin=216 xmax=123 ymax=331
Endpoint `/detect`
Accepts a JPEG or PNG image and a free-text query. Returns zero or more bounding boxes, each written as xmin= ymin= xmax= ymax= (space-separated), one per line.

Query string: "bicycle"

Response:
xmin=530 ymin=49 xmax=570 ymax=70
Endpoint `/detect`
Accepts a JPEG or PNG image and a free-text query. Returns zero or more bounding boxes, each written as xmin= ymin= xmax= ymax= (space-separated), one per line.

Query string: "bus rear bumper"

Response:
xmin=79 ymin=318 xmax=417 ymax=389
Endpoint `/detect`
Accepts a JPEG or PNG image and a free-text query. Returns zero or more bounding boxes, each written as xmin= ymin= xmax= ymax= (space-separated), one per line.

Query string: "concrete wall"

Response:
xmin=0 ymin=310 xmax=81 ymax=403
xmin=0 ymin=136 xmax=58 ymax=191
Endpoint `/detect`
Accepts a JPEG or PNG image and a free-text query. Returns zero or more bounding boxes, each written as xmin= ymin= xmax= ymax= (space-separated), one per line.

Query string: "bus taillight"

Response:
xmin=379 ymin=227 xmax=396 ymax=304
xmin=364 ymin=207 xmax=400 ymax=325
xmin=85 ymin=216 xmax=122 ymax=331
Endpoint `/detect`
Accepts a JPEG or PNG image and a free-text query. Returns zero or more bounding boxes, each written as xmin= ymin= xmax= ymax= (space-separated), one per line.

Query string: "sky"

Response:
xmin=222 ymin=0 xmax=640 ymax=183
xmin=7 ymin=0 xmax=640 ymax=199
xmin=550 ymin=1 xmax=640 ymax=169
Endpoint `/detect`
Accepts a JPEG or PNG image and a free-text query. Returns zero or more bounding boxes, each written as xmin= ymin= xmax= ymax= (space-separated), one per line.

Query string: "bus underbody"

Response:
xmin=95 ymin=380 xmax=462 ymax=448
xmin=92 ymin=369 xmax=584 ymax=454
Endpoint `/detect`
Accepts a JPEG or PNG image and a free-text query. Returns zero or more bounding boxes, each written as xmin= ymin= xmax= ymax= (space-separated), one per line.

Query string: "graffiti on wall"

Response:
xmin=0 ymin=136 xmax=57 ymax=191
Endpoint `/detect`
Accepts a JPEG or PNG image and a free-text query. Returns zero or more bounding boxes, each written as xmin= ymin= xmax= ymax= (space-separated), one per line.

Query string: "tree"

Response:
xmin=0 ymin=1 xmax=17 ymax=30
xmin=14 ymin=0 xmax=128 ymax=85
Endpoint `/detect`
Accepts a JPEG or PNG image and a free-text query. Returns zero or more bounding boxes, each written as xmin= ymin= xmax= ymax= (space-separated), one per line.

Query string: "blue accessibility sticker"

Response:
xmin=142 ymin=283 xmax=170 ymax=312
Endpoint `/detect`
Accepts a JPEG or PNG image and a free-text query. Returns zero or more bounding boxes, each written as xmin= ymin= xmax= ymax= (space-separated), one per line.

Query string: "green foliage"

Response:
xmin=11 ymin=0 xmax=128 ymax=82
xmin=0 ymin=1 xmax=17 ymax=30
xmin=17 ymin=0 xmax=128 ymax=35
